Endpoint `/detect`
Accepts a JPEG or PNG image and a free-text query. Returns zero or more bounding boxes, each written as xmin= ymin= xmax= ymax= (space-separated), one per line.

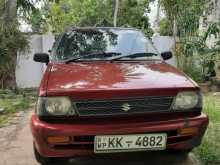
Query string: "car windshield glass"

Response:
xmin=52 ymin=28 xmax=160 ymax=61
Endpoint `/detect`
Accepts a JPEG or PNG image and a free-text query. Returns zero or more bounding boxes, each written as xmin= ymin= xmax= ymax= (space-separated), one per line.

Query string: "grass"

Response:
xmin=194 ymin=94 xmax=220 ymax=165
xmin=0 ymin=89 xmax=36 ymax=126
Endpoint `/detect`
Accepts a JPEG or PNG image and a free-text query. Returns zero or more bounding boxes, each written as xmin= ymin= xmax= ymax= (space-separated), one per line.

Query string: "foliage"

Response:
xmin=179 ymin=22 xmax=220 ymax=82
xmin=17 ymin=0 xmax=37 ymax=17
xmin=194 ymin=95 xmax=220 ymax=165
xmin=28 ymin=8 xmax=47 ymax=33
xmin=116 ymin=0 xmax=153 ymax=36
xmin=159 ymin=18 xmax=172 ymax=36
xmin=182 ymin=59 xmax=204 ymax=83
xmin=159 ymin=0 xmax=220 ymax=83
xmin=32 ymin=0 xmax=153 ymax=36
xmin=160 ymin=0 xmax=206 ymax=37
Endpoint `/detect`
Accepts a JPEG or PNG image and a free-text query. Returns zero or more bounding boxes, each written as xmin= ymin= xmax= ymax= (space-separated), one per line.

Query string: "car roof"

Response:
xmin=65 ymin=26 xmax=141 ymax=33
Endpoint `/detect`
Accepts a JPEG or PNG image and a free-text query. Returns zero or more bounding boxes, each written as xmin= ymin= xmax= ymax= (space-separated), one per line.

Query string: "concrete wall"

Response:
xmin=16 ymin=35 xmax=54 ymax=88
xmin=152 ymin=35 xmax=177 ymax=67
xmin=16 ymin=34 xmax=176 ymax=88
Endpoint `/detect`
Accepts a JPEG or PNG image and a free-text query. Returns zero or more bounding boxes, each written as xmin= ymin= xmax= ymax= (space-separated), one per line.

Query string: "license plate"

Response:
xmin=94 ymin=133 xmax=167 ymax=153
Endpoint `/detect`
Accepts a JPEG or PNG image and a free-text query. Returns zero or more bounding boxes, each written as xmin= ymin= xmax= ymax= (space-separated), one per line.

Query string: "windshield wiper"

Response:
xmin=109 ymin=52 xmax=158 ymax=61
xmin=64 ymin=52 xmax=121 ymax=64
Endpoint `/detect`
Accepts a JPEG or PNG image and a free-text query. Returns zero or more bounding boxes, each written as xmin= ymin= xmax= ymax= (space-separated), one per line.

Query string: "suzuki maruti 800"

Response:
xmin=31 ymin=27 xmax=208 ymax=164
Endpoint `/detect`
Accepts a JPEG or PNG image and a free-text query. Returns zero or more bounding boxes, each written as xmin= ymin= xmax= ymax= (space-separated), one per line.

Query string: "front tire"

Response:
xmin=33 ymin=143 xmax=51 ymax=165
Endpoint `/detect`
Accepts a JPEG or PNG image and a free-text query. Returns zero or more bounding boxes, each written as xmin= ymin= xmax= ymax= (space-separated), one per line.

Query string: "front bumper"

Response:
xmin=31 ymin=113 xmax=208 ymax=158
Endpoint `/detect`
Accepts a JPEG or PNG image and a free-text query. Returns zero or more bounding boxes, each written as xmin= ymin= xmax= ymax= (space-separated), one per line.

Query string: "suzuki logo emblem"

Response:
xmin=121 ymin=103 xmax=131 ymax=112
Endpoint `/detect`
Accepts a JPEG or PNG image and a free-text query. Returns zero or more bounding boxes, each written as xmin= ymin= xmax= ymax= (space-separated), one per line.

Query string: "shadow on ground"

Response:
xmin=48 ymin=151 xmax=194 ymax=165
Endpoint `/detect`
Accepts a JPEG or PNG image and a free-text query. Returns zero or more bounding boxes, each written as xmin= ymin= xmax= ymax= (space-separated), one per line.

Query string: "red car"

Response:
xmin=31 ymin=27 xmax=208 ymax=165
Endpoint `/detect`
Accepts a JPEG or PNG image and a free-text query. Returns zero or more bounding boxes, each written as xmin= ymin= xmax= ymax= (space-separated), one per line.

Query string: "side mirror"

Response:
xmin=161 ymin=51 xmax=173 ymax=61
xmin=33 ymin=53 xmax=49 ymax=64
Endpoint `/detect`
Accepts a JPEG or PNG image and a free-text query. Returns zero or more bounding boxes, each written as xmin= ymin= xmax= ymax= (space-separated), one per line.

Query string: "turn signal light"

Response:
xmin=47 ymin=136 xmax=70 ymax=144
xmin=178 ymin=127 xmax=198 ymax=135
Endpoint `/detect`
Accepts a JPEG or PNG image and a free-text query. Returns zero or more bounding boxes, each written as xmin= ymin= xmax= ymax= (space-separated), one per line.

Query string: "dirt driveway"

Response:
xmin=0 ymin=109 xmax=201 ymax=165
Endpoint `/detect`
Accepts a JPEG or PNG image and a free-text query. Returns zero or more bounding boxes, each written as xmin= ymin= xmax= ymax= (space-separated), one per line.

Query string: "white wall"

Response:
xmin=16 ymin=35 xmax=54 ymax=88
xmin=152 ymin=35 xmax=177 ymax=67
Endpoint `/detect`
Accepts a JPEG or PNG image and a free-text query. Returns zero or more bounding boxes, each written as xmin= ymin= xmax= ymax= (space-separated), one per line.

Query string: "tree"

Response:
xmin=28 ymin=8 xmax=48 ymax=33
xmin=34 ymin=0 xmax=153 ymax=36
xmin=159 ymin=0 xmax=206 ymax=37
xmin=158 ymin=0 xmax=206 ymax=67
xmin=180 ymin=22 xmax=220 ymax=82
xmin=0 ymin=0 xmax=39 ymax=89
xmin=113 ymin=0 xmax=119 ymax=27
xmin=117 ymin=0 xmax=153 ymax=36
xmin=159 ymin=0 xmax=220 ymax=82
xmin=159 ymin=18 xmax=172 ymax=36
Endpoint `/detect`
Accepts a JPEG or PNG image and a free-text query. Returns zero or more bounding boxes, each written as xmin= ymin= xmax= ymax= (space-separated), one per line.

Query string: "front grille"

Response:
xmin=75 ymin=96 xmax=174 ymax=117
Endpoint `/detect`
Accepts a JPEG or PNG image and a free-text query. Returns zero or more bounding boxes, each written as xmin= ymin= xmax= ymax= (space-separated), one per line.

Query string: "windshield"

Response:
xmin=52 ymin=28 xmax=160 ymax=61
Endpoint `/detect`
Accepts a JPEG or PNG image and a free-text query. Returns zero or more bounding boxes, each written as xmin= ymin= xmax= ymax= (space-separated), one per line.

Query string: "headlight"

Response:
xmin=36 ymin=97 xmax=75 ymax=116
xmin=172 ymin=91 xmax=202 ymax=110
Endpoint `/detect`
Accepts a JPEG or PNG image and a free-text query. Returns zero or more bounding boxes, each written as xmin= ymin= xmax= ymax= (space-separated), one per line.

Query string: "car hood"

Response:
xmin=46 ymin=62 xmax=198 ymax=99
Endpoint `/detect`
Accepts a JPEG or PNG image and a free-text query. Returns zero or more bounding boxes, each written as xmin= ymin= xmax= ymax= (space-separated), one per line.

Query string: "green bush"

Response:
xmin=183 ymin=64 xmax=203 ymax=83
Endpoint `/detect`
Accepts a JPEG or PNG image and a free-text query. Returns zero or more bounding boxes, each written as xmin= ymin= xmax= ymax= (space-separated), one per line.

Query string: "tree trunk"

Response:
xmin=5 ymin=52 xmax=17 ymax=89
xmin=154 ymin=0 xmax=160 ymax=34
xmin=3 ymin=0 xmax=18 ymax=89
xmin=113 ymin=0 xmax=119 ymax=27
xmin=4 ymin=0 xmax=17 ymax=25
xmin=173 ymin=17 xmax=180 ymax=67
xmin=173 ymin=17 xmax=177 ymax=49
